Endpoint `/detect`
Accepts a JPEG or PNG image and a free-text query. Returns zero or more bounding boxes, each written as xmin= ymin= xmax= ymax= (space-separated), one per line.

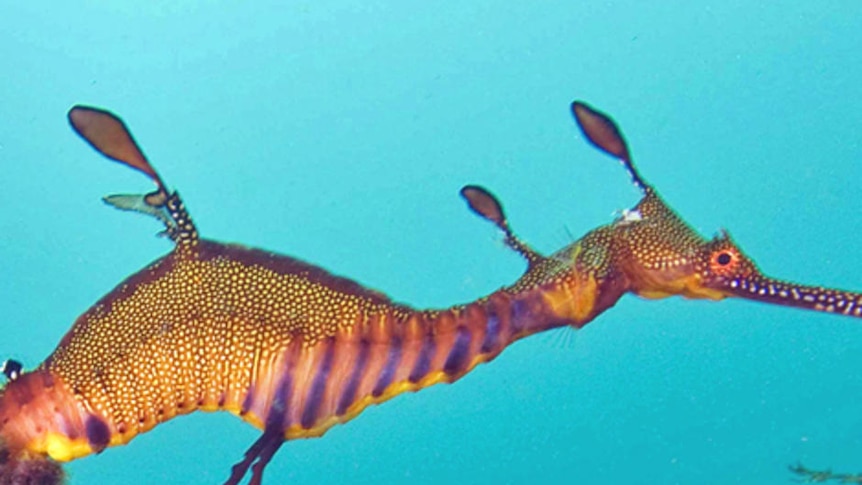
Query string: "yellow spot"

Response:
xmin=636 ymin=274 xmax=727 ymax=301
xmin=541 ymin=275 xmax=598 ymax=324
xmin=39 ymin=433 xmax=94 ymax=463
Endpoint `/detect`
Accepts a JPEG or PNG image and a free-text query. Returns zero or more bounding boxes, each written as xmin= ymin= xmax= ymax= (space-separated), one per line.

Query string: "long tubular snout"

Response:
xmin=723 ymin=274 xmax=862 ymax=318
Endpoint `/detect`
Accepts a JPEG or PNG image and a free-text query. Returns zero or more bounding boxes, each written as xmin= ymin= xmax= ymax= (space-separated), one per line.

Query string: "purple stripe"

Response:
xmin=443 ymin=326 xmax=472 ymax=375
xmin=481 ymin=309 xmax=501 ymax=353
xmin=266 ymin=369 xmax=293 ymax=432
xmin=85 ymin=415 xmax=111 ymax=451
xmin=337 ymin=339 xmax=370 ymax=415
xmin=301 ymin=339 xmax=336 ymax=429
xmin=372 ymin=336 xmax=402 ymax=397
xmin=240 ymin=386 xmax=255 ymax=416
xmin=511 ymin=300 xmax=529 ymax=332
xmin=408 ymin=332 xmax=435 ymax=383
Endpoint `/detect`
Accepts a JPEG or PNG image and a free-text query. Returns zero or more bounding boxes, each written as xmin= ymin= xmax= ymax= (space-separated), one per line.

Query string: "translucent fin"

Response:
xmin=103 ymin=193 xmax=175 ymax=235
xmin=538 ymin=326 xmax=580 ymax=351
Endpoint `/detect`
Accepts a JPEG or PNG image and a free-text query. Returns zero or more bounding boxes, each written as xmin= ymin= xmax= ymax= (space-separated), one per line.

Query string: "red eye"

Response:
xmin=709 ymin=249 xmax=741 ymax=276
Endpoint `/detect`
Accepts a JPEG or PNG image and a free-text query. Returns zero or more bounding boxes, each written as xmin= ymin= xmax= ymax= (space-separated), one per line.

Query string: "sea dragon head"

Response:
xmin=462 ymin=101 xmax=861 ymax=321
xmin=569 ymin=100 xmax=862 ymax=317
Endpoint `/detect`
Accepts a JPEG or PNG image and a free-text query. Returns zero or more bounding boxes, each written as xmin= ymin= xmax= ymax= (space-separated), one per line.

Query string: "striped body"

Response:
xmin=2 ymin=238 xmax=605 ymax=463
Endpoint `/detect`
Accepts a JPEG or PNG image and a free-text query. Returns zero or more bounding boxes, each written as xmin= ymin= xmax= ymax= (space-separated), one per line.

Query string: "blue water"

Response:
xmin=2 ymin=2 xmax=862 ymax=484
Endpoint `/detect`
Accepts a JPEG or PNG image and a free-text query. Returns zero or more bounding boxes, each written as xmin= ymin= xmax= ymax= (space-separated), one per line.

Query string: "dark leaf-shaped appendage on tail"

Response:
xmin=68 ymin=106 xmax=166 ymax=192
xmin=68 ymin=106 xmax=197 ymax=243
xmin=460 ymin=185 xmax=543 ymax=268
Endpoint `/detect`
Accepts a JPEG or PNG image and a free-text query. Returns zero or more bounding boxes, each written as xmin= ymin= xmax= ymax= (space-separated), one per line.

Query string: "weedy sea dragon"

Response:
xmin=0 ymin=101 xmax=858 ymax=485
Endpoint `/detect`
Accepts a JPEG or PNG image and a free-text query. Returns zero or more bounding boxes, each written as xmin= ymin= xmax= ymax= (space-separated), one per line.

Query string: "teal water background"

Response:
xmin=2 ymin=2 xmax=862 ymax=484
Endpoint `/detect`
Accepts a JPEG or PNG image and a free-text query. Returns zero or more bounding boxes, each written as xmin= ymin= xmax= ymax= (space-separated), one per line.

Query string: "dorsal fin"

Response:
xmin=460 ymin=185 xmax=544 ymax=267
xmin=571 ymin=101 xmax=651 ymax=194
xmin=68 ymin=105 xmax=197 ymax=244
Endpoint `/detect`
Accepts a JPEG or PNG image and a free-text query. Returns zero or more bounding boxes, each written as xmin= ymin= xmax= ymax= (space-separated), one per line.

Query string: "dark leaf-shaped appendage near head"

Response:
xmin=460 ymin=185 xmax=543 ymax=267
xmin=68 ymin=106 xmax=168 ymax=205
xmin=571 ymin=101 xmax=650 ymax=193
